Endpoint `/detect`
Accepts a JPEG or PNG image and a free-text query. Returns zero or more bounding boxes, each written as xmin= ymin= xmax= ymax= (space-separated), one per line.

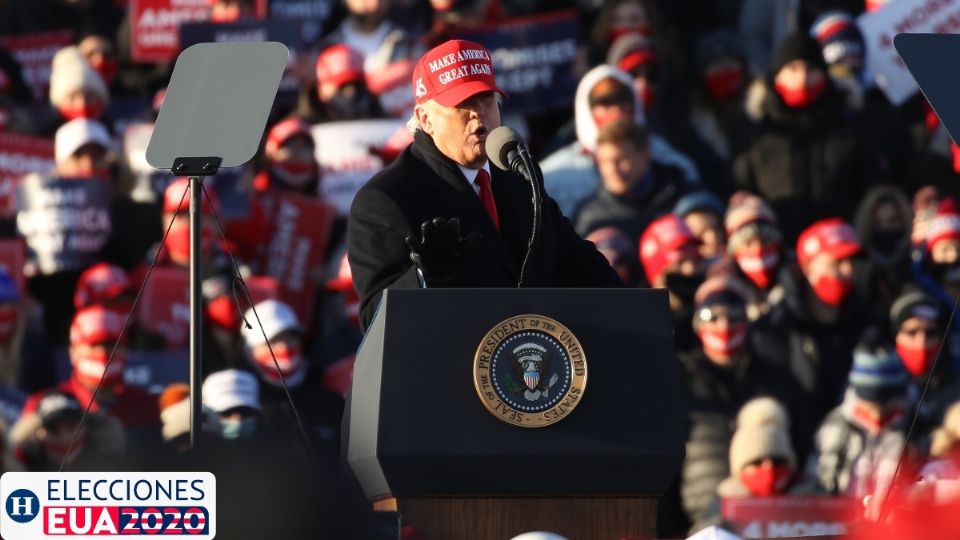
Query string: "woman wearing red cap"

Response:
xmin=348 ymin=39 xmax=621 ymax=330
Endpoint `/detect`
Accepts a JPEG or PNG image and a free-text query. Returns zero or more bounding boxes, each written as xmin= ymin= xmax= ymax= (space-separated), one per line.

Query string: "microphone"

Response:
xmin=484 ymin=125 xmax=542 ymax=288
xmin=485 ymin=126 xmax=533 ymax=181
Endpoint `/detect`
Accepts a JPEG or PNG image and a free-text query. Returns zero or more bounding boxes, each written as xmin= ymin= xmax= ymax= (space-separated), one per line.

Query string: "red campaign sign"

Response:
xmin=721 ymin=496 xmax=861 ymax=539
xmin=130 ymin=0 xmax=210 ymax=63
xmin=0 ymin=240 xmax=26 ymax=297
xmin=0 ymin=30 xmax=74 ymax=102
xmin=256 ymin=192 xmax=334 ymax=330
xmin=0 ymin=133 xmax=54 ymax=219
xmin=130 ymin=0 xmax=270 ymax=62
xmin=138 ymin=267 xmax=278 ymax=348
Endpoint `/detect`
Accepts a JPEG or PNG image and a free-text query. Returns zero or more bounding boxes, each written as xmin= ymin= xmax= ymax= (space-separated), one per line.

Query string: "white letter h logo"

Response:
xmin=10 ymin=496 xmax=33 ymax=516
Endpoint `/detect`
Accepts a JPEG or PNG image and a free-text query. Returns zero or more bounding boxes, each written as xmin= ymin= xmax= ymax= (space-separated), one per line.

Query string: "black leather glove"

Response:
xmin=404 ymin=217 xmax=475 ymax=282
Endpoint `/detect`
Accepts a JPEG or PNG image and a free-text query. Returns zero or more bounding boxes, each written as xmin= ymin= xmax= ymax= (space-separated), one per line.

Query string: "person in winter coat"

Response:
xmin=755 ymin=218 xmax=876 ymax=428
xmin=890 ymin=289 xmax=960 ymax=429
xmin=639 ymin=214 xmax=705 ymax=350
xmin=732 ymin=33 xmax=883 ymax=243
xmin=693 ymin=397 xmax=815 ymax=534
xmin=10 ymin=391 xmax=125 ymax=471
xmin=724 ymin=192 xmax=786 ymax=319
xmin=807 ymin=334 xmax=914 ymax=520
xmin=240 ymin=299 xmax=343 ymax=457
xmin=853 ymin=185 xmax=914 ymax=319
xmin=574 ymin=119 xmax=690 ymax=242
xmin=540 ymin=64 xmax=699 ymax=217
xmin=678 ymin=274 xmax=802 ymax=527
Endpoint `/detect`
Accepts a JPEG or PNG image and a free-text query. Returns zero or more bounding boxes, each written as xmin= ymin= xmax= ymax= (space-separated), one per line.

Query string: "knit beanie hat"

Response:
xmin=674 ymin=190 xmax=726 ymax=219
xmin=889 ymin=289 xmax=942 ymax=334
xmin=607 ymin=33 xmax=658 ymax=74
xmin=725 ymin=191 xmax=778 ymax=234
xmin=849 ymin=337 xmax=909 ymax=404
xmin=48 ymin=46 xmax=109 ymax=108
xmin=693 ymin=273 xmax=752 ymax=308
xmin=771 ymin=33 xmax=828 ymax=76
xmin=925 ymin=198 xmax=960 ymax=253
xmin=810 ymin=12 xmax=865 ymax=67
xmin=729 ymin=422 xmax=797 ymax=474
xmin=737 ymin=397 xmax=791 ymax=430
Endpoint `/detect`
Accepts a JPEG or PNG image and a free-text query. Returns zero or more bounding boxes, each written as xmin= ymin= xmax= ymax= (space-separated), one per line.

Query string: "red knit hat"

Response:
xmin=411 ymin=39 xmax=506 ymax=107
xmin=639 ymin=214 xmax=699 ymax=284
xmin=925 ymin=198 xmax=960 ymax=252
xmin=264 ymin=117 xmax=314 ymax=157
xmin=796 ymin=217 xmax=860 ymax=268
xmin=316 ymin=44 xmax=364 ymax=87
xmin=73 ymin=263 xmax=133 ymax=310
xmin=70 ymin=305 xmax=125 ymax=346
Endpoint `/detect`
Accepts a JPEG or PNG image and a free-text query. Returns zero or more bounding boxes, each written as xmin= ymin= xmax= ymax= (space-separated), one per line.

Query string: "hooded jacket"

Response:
xmin=853 ymin=185 xmax=913 ymax=318
xmin=541 ymin=65 xmax=700 ymax=217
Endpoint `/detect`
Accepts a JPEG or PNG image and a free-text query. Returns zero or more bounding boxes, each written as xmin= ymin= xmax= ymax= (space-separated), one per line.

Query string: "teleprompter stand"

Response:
xmin=146 ymin=42 xmax=287 ymax=448
xmin=346 ymin=288 xmax=686 ymax=539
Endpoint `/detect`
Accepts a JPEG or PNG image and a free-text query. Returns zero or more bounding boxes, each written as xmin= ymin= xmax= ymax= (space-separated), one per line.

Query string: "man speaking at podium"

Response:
xmin=348 ymin=39 xmax=623 ymax=330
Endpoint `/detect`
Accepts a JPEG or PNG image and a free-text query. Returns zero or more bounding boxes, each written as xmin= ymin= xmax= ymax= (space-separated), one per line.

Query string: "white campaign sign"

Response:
xmin=859 ymin=0 xmax=960 ymax=105
xmin=312 ymin=119 xmax=405 ymax=216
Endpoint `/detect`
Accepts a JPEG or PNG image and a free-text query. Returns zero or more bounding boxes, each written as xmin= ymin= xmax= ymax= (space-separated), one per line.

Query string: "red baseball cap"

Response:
xmin=411 ymin=39 xmax=506 ymax=107
xmin=265 ymin=117 xmax=314 ymax=157
xmin=796 ymin=217 xmax=860 ymax=268
xmin=639 ymin=214 xmax=699 ymax=284
xmin=74 ymin=263 xmax=133 ymax=310
xmin=316 ymin=44 xmax=364 ymax=87
xmin=70 ymin=305 xmax=126 ymax=346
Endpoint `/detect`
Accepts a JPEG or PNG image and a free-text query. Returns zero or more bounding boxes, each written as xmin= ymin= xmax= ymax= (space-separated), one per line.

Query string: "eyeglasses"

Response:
xmin=697 ymin=306 xmax=747 ymax=324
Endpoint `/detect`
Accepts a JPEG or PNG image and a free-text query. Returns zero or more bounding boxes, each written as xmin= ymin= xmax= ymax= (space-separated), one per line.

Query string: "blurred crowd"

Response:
xmin=3 ymin=0 xmax=960 ymax=537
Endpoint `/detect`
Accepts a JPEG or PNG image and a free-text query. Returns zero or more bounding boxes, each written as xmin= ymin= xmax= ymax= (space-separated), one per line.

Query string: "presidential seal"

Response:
xmin=473 ymin=315 xmax=587 ymax=428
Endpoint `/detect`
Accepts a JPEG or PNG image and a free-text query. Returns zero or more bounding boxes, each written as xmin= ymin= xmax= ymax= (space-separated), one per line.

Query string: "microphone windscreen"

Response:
xmin=485 ymin=125 xmax=523 ymax=171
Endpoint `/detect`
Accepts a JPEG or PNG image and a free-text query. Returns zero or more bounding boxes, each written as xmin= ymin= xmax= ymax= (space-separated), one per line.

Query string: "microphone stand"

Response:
xmin=517 ymin=143 xmax=542 ymax=288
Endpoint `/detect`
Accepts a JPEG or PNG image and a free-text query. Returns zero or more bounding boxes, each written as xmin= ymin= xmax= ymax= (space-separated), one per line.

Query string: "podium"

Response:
xmin=346 ymin=288 xmax=685 ymax=539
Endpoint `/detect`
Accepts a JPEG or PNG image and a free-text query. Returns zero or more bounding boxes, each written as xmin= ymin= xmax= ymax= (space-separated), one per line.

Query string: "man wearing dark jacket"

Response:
xmin=574 ymin=119 xmax=690 ymax=242
xmin=348 ymin=40 xmax=622 ymax=330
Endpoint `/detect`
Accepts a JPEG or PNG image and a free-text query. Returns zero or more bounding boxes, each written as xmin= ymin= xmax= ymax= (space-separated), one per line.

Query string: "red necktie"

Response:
xmin=474 ymin=169 xmax=500 ymax=230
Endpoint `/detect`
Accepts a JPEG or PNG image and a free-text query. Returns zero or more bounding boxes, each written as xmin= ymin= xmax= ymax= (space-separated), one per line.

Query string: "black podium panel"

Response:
xmin=347 ymin=288 xmax=684 ymax=499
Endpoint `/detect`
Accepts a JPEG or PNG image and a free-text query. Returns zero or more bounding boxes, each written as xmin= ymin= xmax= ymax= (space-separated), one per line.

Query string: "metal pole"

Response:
xmin=189 ymin=175 xmax=203 ymax=449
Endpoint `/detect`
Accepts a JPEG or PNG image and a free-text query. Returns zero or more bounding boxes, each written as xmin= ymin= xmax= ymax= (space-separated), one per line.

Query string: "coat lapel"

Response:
xmin=411 ymin=133 xmax=520 ymax=277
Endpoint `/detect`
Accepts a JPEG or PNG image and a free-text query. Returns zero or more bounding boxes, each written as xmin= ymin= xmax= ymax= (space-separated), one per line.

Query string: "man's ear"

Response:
xmin=415 ymin=105 xmax=432 ymax=136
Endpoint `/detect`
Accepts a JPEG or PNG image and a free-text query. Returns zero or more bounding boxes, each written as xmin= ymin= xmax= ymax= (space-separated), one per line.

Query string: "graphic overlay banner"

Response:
xmin=1 ymin=472 xmax=216 ymax=539
xmin=129 ymin=0 xmax=210 ymax=63
xmin=16 ymin=177 xmax=112 ymax=275
xmin=721 ymin=496 xmax=860 ymax=538
xmin=311 ymin=119 xmax=405 ymax=215
xmin=0 ymin=31 xmax=74 ymax=102
xmin=0 ymin=133 xmax=54 ymax=219
xmin=179 ymin=19 xmax=304 ymax=106
xmin=255 ymin=192 xmax=333 ymax=328
xmin=858 ymin=0 xmax=960 ymax=105
xmin=457 ymin=11 xmax=580 ymax=115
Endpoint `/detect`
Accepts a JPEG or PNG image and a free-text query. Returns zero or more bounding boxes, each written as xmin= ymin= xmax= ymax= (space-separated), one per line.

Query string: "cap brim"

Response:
xmin=826 ymin=242 xmax=860 ymax=261
xmin=432 ymin=81 xmax=507 ymax=107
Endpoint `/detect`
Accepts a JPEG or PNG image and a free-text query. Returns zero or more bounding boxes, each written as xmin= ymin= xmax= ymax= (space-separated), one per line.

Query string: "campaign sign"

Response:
xmin=311 ymin=119 xmax=405 ymax=215
xmin=16 ymin=177 xmax=112 ymax=276
xmin=139 ymin=267 xmax=278 ymax=348
xmin=457 ymin=11 xmax=579 ymax=115
xmin=0 ymin=133 xmax=55 ymax=219
xmin=130 ymin=0 xmax=210 ymax=63
xmin=0 ymin=472 xmax=216 ymax=539
xmin=0 ymin=30 xmax=74 ymax=102
xmin=268 ymin=0 xmax=333 ymax=43
xmin=179 ymin=19 xmax=303 ymax=107
xmin=859 ymin=0 xmax=960 ymax=105
xmin=721 ymin=496 xmax=860 ymax=539
xmin=255 ymin=192 xmax=332 ymax=328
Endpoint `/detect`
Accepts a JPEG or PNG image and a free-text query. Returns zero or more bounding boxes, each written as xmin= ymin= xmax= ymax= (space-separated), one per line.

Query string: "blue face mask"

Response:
xmin=221 ymin=417 xmax=257 ymax=440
